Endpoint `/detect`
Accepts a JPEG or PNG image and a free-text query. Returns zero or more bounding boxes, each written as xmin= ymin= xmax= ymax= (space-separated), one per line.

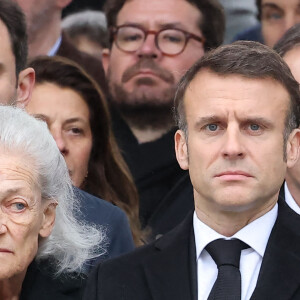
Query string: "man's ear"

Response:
xmin=16 ymin=67 xmax=35 ymax=109
xmin=286 ymin=128 xmax=300 ymax=168
xmin=175 ymin=129 xmax=189 ymax=170
xmin=102 ymin=48 xmax=111 ymax=75
xmin=39 ymin=201 xmax=57 ymax=238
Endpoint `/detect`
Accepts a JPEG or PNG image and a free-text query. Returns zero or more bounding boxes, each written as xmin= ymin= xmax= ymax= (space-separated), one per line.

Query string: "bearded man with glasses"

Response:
xmin=102 ymin=0 xmax=225 ymax=241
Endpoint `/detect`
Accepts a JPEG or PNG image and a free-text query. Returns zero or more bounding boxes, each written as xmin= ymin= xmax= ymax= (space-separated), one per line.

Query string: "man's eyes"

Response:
xmin=205 ymin=124 xmax=219 ymax=131
xmin=249 ymin=124 xmax=260 ymax=131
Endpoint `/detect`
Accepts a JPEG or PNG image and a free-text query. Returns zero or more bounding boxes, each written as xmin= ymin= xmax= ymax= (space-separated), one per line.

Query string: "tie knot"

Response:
xmin=205 ymin=239 xmax=248 ymax=269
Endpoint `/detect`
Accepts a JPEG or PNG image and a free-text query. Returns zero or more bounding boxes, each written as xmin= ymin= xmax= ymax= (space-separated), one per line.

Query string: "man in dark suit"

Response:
xmin=84 ymin=41 xmax=300 ymax=299
xmin=13 ymin=0 xmax=107 ymax=92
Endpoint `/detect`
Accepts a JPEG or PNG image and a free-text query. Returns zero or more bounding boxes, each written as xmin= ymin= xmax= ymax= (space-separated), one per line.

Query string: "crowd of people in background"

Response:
xmin=0 ymin=0 xmax=300 ymax=299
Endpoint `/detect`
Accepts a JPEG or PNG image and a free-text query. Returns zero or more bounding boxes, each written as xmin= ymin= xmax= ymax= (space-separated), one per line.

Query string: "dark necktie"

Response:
xmin=206 ymin=238 xmax=248 ymax=300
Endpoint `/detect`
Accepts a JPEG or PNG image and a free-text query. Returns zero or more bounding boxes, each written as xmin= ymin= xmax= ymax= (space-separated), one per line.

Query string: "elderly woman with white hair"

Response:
xmin=0 ymin=106 xmax=104 ymax=300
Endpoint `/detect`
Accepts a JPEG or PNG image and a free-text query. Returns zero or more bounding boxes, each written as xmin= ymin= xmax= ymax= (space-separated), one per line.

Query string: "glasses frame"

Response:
xmin=112 ymin=25 xmax=205 ymax=56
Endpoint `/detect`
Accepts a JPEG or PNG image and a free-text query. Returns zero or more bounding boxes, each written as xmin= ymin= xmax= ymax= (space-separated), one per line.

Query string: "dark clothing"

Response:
xmin=57 ymin=33 xmax=107 ymax=93
xmin=232 ymin=23 xmax=264 ymax=43
xmin=111 ymin=107 xmax=193 ymax=236
xmin=21 ymin=261 xmax=85 ymax=300
xmin=74 ymin=188 xmax=135 ymax=270
xmin=84 ymin=196 xmax=300 ymax=300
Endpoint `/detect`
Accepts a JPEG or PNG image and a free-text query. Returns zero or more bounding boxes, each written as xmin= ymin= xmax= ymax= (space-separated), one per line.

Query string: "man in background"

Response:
xmin=103 ymin=0 xmax=225 ymax=238
xmin=13 ymin=0 xmax=107 ymax=91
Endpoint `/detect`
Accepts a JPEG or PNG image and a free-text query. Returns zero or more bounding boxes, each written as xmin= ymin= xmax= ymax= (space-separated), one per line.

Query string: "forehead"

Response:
xmin=31 ymin=83 xmax=90 ymax=114
xmin=0 ymin=149 xmax=37 ymax=190
xmin=261 ymin=0 xmax=300 ymax=9
xmin=0 ymin=19 xmax=14 ymax=59
xmin=184 ymin=70 xmax=290 ymax=119
xmin=117 ymin=0 xmax=202 ymax=32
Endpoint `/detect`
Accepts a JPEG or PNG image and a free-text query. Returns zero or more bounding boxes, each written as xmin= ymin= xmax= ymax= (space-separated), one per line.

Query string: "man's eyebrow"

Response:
xmin=240 ymin=117 xmax=275 ymax=127
xmin=194 ymin=116 xmax=221 ymax=128
xmin=261 ymin=3 xmax=283 ymax=11
xmin=193 ymin=116 xmax=275 ymax=127
xmin=118 ymin=21 xmax=186 ymax=30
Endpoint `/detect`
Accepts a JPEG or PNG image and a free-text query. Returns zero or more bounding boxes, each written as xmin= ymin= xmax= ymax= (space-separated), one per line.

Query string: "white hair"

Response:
xmin=0 ymin=106 xmax=105 ymax=275
xmin=62 ymin=10 xmax=107 ymax=30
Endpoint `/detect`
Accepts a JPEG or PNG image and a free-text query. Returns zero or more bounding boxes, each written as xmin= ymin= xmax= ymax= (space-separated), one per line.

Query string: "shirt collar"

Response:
xmin=48 ymin=35 xmax=62 ymax=56
xmin=284 ymin=182 xmax=300 ymax=214
xmin=193 ymin=203 xmax=278 ymax=260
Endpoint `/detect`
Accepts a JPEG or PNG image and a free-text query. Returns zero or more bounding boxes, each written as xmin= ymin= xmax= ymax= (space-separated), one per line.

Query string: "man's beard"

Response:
xmin=108 ymin=58 xmax=177 ymax=130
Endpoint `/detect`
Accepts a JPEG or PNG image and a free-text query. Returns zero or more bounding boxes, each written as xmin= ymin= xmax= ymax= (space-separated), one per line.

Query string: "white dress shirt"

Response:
xmin=47 ymin=35 xmax=62 ymax=56
xmin=284 ymin=182 xmax=300 ymax=215
xmin=193 ymin=204 xmax=278 ymax=300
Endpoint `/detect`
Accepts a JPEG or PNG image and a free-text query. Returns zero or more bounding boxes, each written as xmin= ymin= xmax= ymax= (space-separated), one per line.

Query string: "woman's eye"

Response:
xmin=11 ymin=202 xmax=26 ymax=211
xmin=70 ymin=128 xmax=82 ymax=134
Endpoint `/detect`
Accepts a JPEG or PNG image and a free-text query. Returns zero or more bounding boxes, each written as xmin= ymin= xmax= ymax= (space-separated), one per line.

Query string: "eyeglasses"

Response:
xmin=112 ymin=25 xmax=205 ymax=56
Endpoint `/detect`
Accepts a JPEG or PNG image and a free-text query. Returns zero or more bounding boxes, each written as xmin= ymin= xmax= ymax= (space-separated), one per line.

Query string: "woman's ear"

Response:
xmin=39 ymin=201 xmax=57 ymax=238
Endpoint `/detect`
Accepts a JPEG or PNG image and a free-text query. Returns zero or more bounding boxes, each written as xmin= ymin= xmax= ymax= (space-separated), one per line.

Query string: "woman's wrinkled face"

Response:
xmin=26 ymin=82 xmax=93 ymax=188
xmin=0 ymin=150 xmax=55 ymax=280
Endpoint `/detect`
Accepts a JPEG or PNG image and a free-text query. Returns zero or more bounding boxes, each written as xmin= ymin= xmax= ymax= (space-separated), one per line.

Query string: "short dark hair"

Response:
xmin=174 ymin=41 xmax=300 ymax=145
xmin=256 ymin=0 xmax=262 ymax=19
xmin=0 ymin=0 xmax=28 ymax=76
xmin=273 ymin=23 xmax=300 ymax=57
xmin=104 ymin=0 xmax=225 ymax=51
xmin=28 ymin=55 xmax=142 ymax=245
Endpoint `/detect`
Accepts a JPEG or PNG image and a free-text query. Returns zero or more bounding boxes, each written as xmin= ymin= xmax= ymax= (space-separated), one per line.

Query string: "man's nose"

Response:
xmin=221 ymin=126 xmax=245 ymax=159
xmin=136 ymin=33 xmax=161 ymax=59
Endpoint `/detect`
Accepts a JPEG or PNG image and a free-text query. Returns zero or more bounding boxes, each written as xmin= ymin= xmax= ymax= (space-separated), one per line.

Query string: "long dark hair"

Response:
xmin=28 ymin=55 xmax=142 ymax=245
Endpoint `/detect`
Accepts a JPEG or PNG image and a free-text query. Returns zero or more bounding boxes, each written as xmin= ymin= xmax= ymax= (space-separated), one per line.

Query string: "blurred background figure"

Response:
xmin=12 ymin=0 xmax=107 ymax=92
xmin=0 ymin=105 xmax=104 ymax=299
xmin=62 ymin=10 xmax=108 ymax=60
xmin=234 ymin=0 xmax=300 ymax=46
xmin=26 ymin=55 xmax=142 ymax=246
xmin=63 ymin=0 xmax=105 ymax=17
xmin=274 ymin=23 xmax=300 ymax=213
xmin=219 ymin=0 xmax=259 ymax=44
xmin=259 ymin=0 xmax=300 ymax=47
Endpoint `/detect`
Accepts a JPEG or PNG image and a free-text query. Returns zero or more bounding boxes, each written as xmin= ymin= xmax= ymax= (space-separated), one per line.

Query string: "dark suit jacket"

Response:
xmin=84 ymin=197 xmax=300 ymax=299
xmin=57 ymin=33 xmax=107 ymax=93
xmin=20 ymin=260 xmax=85 ymax=300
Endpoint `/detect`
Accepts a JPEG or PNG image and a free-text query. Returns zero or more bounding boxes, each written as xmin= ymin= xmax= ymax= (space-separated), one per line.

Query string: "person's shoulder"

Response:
xmin=21 ymin=260 xmax=85 ymax=300
xmin=73 ymin=187 xmax=135 ymax=262
xmin=74 ymin=187 xmax=126 ymax=221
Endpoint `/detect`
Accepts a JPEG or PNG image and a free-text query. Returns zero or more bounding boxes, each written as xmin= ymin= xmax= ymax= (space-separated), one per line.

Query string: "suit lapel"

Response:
xmin=143 ymin=212 xmax=197 ymax=300
xmin=251 ymin=198 xmax=300 ymax=299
